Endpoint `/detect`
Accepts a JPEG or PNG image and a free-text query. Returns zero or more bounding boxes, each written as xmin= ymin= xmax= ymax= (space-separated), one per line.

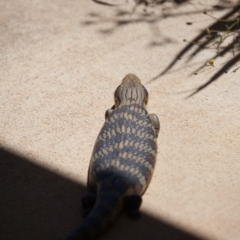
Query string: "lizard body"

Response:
xmin=66 ymin=73 xmax=160 ymax=239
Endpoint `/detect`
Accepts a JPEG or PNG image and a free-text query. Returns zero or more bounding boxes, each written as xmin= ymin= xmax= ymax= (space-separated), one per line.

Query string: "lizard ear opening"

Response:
xmin=115 ymin=98 xmax=120 ymax=106
xmin=144 ymin=88 xmax=148 ymax=105
xmin=114 ymin=86 xmax=121 ymax=106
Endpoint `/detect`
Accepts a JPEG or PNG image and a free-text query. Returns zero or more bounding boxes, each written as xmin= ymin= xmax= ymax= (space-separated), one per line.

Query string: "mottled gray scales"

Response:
xmin=66 ymin=73 xmax=160 ymax=240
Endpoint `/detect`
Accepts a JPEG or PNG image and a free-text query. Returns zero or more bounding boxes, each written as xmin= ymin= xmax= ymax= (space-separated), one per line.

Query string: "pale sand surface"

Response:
xmin=1 ymin=1 xmax=240 ymax=239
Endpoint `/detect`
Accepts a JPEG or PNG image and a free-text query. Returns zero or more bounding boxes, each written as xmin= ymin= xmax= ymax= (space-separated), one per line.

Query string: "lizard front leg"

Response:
xmin=105 ymin=105 xmax=116 ymax=119
xmin=149 ymin=114 xmax=160 ymax=138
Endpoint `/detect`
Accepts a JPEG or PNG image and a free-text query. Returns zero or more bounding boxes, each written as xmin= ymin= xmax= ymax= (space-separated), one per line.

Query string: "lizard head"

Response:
xmin=114 ymin=74 xmax=148 ymax=107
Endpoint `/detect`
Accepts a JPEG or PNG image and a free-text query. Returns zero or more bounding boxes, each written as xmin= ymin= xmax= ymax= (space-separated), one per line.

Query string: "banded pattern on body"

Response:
xmin=89 ymin=102 xmax=157 ymax=196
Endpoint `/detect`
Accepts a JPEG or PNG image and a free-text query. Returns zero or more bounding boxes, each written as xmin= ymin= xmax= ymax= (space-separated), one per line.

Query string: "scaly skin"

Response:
xmin=66 ymin=73 xmax=160 ymax=240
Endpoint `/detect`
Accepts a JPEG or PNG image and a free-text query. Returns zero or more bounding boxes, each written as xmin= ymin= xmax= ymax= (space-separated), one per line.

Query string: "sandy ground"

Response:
xmin=1 ymin=0 xmax=240 ymax=239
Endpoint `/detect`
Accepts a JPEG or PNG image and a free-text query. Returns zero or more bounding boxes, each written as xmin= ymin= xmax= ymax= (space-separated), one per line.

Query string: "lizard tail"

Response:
xmin=65 ymin=188 xmax=124 ymax=240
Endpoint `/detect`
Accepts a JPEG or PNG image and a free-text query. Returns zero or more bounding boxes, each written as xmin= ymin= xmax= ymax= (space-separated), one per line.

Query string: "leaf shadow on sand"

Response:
xmin=90 ymin=0 xmax=239 ymax=97
xmin=151 ymin=3 xmax=240 ymax=98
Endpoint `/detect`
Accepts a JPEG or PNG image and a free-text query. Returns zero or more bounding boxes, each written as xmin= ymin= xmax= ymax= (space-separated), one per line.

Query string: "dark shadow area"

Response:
xmin=1 ymin=145 xmax=204 ymax=240
xmin=0 ymin=146 xmax=86 ymax=240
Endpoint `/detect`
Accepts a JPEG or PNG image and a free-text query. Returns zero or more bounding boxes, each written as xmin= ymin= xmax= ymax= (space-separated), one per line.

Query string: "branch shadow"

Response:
xmin=150 ymin=3 xmax=240 ymax=97
xmin=85 ymin=0 xmax=221 ymax=36
xmin=1 ymin=145 xmax=204 ymax=240
xmin=90 ymin=0 xmax=239 ymax=97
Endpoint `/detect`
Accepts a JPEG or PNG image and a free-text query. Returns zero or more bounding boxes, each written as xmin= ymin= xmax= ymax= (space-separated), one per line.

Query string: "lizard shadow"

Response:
xmin=1 ymin=145 xmax=202 ymax=240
